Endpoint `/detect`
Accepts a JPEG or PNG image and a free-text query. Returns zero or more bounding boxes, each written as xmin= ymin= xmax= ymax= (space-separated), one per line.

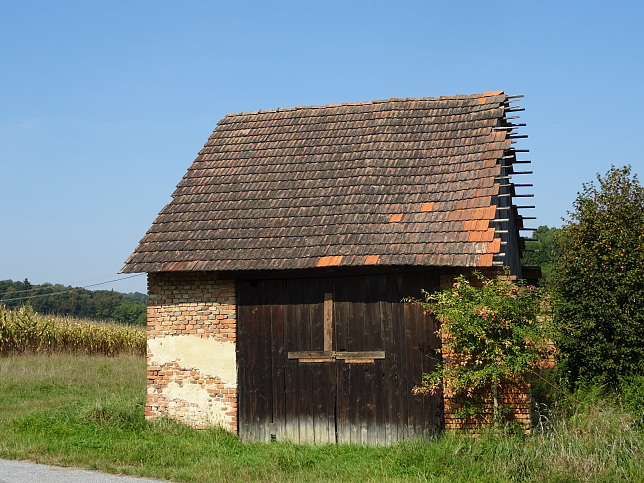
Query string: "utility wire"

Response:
xmin=1 ymin=274 xmax=146 ymax=302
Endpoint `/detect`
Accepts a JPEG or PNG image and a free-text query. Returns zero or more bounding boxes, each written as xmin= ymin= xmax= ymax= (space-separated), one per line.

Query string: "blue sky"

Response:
xmin=2 ymin=1 xmax=642 ymax=294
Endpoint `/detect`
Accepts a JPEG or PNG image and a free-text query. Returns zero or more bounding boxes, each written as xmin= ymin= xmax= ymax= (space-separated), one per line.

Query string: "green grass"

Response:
xmin=1 ymin=354 xmax=644 ymax=482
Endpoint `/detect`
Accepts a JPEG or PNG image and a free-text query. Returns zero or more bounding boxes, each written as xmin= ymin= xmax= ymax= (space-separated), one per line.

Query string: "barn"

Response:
xmin=121 ymin=91 xmax=535 ymax=444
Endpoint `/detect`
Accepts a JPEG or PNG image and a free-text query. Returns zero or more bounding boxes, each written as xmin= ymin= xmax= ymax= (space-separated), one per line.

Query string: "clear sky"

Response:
xmin=2 ymin=1 xmax=642 ymax=294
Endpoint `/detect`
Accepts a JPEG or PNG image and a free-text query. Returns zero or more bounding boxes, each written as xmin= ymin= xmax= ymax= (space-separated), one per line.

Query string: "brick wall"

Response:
xmin=442 ymin=375 xmax=532 ymax=432
xmin=146 ymin=272 xmax=237 ymax=431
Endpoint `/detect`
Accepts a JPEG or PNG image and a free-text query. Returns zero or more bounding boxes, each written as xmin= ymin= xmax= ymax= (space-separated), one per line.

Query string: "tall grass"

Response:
xmin=0 ymin=306 xmax=145 ymax=356
xmin=1 ymin=354 xmax=644 ymax=482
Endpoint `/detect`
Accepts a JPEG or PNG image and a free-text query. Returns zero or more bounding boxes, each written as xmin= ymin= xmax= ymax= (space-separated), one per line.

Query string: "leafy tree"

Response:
xmin=0 ymin=279 xmax=147 ymax=325
xmin=112 ymin=301 xmax=147 ymax=326
xmin=553 ymin=165 xmax=644 ymax=389
xmin=522 ymin=225 xmax=560 ymax=287
xmin=123 ymin=292 xmax=148 ymax=303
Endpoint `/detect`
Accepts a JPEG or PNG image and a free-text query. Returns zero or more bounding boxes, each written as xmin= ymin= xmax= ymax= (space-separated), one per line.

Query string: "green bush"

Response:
xmin=620 ymin=375 xmax=644 ymax=425
xmin=552 ymin=165 xmax=644 ymax=389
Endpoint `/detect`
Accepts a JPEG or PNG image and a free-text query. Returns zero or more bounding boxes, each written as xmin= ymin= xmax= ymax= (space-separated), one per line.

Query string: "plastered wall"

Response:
xmin=146 ymin=272 xmax=237 ymax=430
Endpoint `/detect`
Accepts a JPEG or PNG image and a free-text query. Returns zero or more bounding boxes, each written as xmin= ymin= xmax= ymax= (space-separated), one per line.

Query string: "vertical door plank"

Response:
xmin=283 ymin=279 xmax=300 ymax=442
xmin=362 ymin=275 xmax=380 ymax=446
xmin=295 ymin=280 xmax=312 ymax=443
xmin=333 ymin=278 xmax=348 ymax=443
xmin=270 ymin=280 xmax=286 ymax=442
xmin=333 ymin=277 xmax=353 ymax=443
xmin=380 ymin=277 xmax=398 ymax=445
xmin=238 ymin=280 xmax=271 ymax=442
xmin=311 ymin=279 xmax=333 ymax=444
xmin=403 ymin=272 xmax=441 ymax=435
xmin=236 ymin=282 xmax=250 ymax=441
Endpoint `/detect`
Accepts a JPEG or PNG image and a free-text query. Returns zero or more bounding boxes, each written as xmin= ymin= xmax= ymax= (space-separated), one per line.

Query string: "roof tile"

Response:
xmin=122 ymin=92 xmax=525 ymax=273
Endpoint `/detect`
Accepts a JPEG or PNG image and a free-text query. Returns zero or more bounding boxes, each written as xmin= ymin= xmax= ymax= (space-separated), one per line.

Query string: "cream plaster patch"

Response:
xmin=148 ymin=335 xmax=237 ymax=386
xmin=165 ymin=381 xmax=229 ymax=425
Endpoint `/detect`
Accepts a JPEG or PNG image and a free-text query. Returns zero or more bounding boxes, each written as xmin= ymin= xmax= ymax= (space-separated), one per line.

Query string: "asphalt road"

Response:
xmin=0 ymin=460 xmax=170 ymax=483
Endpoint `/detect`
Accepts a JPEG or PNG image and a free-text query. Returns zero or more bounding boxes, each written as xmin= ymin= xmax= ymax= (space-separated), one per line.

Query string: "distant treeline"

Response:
xmin=0 ymin=279 xmax=147 ymax=326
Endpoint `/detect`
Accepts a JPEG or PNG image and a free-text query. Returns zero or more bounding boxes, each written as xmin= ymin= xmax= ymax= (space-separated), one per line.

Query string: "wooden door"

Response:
xmin=237 ymin=272 xmax=441 ymax=444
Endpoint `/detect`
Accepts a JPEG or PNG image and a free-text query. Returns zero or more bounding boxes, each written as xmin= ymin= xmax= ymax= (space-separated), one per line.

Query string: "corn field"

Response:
xmin=0 ymin=305 xmax=146 ymax=356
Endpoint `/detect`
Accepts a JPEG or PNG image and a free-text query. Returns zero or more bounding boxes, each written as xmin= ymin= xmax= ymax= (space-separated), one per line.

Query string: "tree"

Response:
xmin=0 ymin=279 xmax=147 ymax=325
xmin=553 ymin=165 xmax=644 ymax=389
xmin=112 ymin=301 xmax=147 ymax=326
xmin=521 ymin=225 xmax=560 ymax=287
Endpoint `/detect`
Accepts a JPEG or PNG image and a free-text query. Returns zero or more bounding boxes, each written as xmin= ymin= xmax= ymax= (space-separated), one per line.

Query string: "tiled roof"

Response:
xmin=122 ymin=92 xmax=529 ymax=273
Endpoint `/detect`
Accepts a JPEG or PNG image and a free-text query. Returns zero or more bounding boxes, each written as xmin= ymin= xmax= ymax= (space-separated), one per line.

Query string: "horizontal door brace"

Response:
xmin=288 ymin=351 xmax=385 ymax=360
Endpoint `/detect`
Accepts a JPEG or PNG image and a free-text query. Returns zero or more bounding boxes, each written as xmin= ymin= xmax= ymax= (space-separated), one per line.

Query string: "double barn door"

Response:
xmin=237 ymin=272 xmax=441 ymax=444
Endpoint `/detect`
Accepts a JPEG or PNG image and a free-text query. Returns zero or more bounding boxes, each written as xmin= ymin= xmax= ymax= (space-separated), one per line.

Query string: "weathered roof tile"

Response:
xmin=122 ymin=93 xmax=527 ymax=274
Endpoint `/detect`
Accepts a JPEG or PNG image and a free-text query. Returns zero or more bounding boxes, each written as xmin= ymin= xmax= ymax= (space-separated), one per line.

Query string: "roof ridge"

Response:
xmin=225 ymin=92 xmax=506 ymax=118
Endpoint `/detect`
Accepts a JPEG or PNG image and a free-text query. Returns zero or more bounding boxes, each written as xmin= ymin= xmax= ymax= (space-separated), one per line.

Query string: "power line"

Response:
xmin=81 ymin=274 xmax=146 ymax=289
xmin=1 ymin=274 xmax=146 ymax=302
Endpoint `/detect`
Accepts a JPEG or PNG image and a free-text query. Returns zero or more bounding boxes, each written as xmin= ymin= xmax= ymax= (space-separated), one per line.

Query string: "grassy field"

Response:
xmin=1 ymin=354 xmax=644 ymax=482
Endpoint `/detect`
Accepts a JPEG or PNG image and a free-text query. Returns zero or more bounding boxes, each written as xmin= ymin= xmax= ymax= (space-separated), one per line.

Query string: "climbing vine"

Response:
xmin=413 ymin=271 xmax=553 ymax=423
